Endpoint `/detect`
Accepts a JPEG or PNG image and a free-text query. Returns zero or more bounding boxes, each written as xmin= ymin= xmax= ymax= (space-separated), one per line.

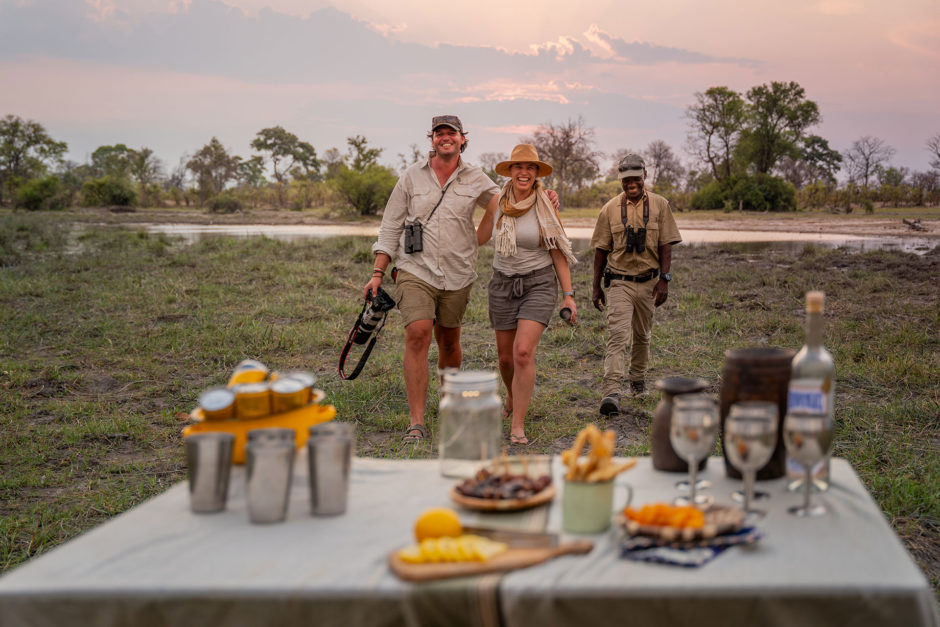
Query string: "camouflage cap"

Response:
xmin=431 ymin=115 xmax=464 ymax=133
xmin=617 ymin=153 xmax=646 ymax=179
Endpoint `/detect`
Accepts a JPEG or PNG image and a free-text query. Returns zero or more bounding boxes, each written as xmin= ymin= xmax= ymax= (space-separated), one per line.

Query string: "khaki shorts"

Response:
xmin=394 ymin=269 xmax=472 ymax=328
xmin=487 ymin=265 xmax=557 ymax=330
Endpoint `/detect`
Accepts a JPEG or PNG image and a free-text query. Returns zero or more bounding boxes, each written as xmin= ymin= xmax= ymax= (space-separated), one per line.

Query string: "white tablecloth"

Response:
xmin=0 ymin=456 xmax=935 ymax=627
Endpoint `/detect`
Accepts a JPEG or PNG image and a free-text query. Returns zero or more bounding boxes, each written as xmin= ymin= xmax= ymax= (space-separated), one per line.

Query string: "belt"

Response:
xmin=605 ymin=269 xmax=659 ymax=284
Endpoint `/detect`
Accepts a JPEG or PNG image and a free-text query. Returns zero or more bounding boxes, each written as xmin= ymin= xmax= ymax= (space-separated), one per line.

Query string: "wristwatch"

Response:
xmin=660 ymin=272 xmax=672 ymax=282
xmin=563 ymin=290 xmax=575 ymax=297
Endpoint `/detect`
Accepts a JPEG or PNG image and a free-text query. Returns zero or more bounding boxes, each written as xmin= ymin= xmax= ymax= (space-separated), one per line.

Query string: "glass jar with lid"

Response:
xmin=438 ymin=370 xmax=502 ymax=478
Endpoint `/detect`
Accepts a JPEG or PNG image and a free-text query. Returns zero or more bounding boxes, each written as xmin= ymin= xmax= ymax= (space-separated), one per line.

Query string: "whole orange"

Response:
xmin=414 ymin=507 xmax=463 ymax=542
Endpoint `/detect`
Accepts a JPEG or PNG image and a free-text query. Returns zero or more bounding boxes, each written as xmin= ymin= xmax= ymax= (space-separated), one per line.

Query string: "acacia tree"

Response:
xmin=90 ymin=144 xmax=133 ymax=179
xmin=778 ymin=134 xmax=842 ymax=188
xmin=0 ymin=114 xmax=67 ymax=205
xmin=186 ymin=137 xmax=241 ymax=205
xmin=926 ymin=133 xmax=940 ymax=171
xmin=844 ymin=136 xmax=895 ymax=189
xmin=478 ymin=152 xmax=508 ymax=184
xmin=251 ymin=126 xmax=319 ymax=208
xmin=644 ymin=140 xmax=685 ymax=191
xmin=739 ymin=81 xmax=820 ymax=174
xmin=330 ymin=136 xmax=397 ymax=216
xmin=128 ymin=148 xmax=164 ymax=207
xmin=522 ymin=117 xmax=601 ymax=207
xmin=685 ymin=86 xmax=745 ymax=182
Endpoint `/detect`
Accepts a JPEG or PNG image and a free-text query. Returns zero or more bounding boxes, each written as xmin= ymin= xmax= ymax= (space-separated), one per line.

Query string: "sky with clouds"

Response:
xmin=1 ymin=0 xmax=937 ymax=176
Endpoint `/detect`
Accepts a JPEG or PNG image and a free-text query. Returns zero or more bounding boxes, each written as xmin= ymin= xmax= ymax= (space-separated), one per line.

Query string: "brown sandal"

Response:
xmin=510 ymin=433 xmax=529 ymax=445
xmin=402 ymin=424 xmax=429 ymax=442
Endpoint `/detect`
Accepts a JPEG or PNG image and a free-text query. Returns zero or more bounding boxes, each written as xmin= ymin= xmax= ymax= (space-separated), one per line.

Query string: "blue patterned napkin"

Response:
xmin=620 ymin=526 xmax=763 ymax=567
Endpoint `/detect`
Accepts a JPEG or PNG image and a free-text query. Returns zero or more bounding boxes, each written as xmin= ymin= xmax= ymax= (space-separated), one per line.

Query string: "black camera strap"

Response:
xmin=338 ymin=298 xmax=388 ymax=380
xmin=416 ymin=182 xmax=452 ymax=227
xmin=620 ymin=193 xmax=649 ymax=228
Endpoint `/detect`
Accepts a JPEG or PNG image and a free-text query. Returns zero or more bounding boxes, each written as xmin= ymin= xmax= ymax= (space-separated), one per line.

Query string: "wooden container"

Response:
xmin=651 ymin=377 xmax=710 ymax=472
xmin=719 ymin=347 xmax=795 ymax=480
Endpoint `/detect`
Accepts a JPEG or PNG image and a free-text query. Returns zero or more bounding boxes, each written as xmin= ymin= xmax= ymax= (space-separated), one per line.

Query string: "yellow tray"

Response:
xmin=182 ymin=395 xmax=336 ymax=464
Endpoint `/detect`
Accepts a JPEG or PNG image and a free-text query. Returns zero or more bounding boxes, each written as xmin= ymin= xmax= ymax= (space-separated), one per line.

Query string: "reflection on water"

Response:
xmin=136 ymin=223 xmax=937 ymax=255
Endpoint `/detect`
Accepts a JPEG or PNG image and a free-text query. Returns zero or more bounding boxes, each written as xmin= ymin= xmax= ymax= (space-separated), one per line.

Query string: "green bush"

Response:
xmin=690 ymin=174 xmax=796 ymax=212
xmin=207 ymin=191 xmax=243 ymax=213
xmin=331 ymin=164 xmax=397 ymax=216
xmin=690 ymin=180 xmax=726 ymax=210
xmin=15 ymin=176 xmax=68 ymax=211
xmin=81 ymin=176 xmax=138 ymax=207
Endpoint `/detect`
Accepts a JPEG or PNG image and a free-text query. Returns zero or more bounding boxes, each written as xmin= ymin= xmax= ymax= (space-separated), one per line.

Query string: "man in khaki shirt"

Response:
xmin=365 ymin=116 xmax=560 ymax=443
xmin=591 ymin=153 xmax=682 ymax=415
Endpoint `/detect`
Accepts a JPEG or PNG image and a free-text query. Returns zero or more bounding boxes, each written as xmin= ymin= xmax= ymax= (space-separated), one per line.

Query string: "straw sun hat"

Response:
xmin=495 ymin=144 xmax=553 ymax=178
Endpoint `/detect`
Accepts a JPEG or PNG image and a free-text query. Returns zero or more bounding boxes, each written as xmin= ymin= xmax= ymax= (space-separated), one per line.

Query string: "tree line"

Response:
xmin=2 ymin=81 xmax=939 ymax=214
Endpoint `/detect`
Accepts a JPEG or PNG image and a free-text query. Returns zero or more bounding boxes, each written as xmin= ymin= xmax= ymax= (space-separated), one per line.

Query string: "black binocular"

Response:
xmin=404 ymin=222 xmax=423 ymax=254
xmin=625 ymin=226 xmax=647 ymax=254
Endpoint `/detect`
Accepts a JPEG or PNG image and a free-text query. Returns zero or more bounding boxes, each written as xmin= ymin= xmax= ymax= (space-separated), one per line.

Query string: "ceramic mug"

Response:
xmin=562 ymin=479 xmax=633 ymax=534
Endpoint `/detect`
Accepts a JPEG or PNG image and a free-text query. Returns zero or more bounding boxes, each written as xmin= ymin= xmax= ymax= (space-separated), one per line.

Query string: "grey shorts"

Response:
xmin=487 ymin=265 xmax=557 ymax=330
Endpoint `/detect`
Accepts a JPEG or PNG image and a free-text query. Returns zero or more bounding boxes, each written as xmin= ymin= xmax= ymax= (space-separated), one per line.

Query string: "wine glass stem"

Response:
xmin=688 ymin=458 xmax=698 ymax=504
xmin=803 ymin=466 xmax=812 ymax=511
xmin=744 ymin=470 xmax=754 ymax=512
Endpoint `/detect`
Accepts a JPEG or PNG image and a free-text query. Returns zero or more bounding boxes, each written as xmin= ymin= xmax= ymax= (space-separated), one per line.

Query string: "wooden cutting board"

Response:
xmin=388 ymin=540 xmax=593 ymax=582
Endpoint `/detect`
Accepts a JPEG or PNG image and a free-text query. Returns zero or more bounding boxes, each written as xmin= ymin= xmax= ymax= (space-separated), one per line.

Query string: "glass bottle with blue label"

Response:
xmin=786 ymin=291 xmax=835 ymax=491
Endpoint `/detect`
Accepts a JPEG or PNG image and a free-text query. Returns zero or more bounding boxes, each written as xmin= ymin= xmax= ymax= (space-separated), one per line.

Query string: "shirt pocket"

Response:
xmin=411 ymin=182 xmax=440 ymax=219
xmin=644 ymin=223 xmax=660 ymax=254
xmin=610 ymin=222 xmax=627 ymax=252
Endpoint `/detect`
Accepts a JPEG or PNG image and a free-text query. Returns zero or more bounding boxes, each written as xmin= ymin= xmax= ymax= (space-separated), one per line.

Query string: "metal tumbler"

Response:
xmin=307 ymin=422 xmax=354 ymax=516
xmin=247 ymin=427 xmax=296 ymax=444
xmin=245 ymin=441 xmax=295 ymax=524
xmin=185 ymin=432 xmax=235 ymax=513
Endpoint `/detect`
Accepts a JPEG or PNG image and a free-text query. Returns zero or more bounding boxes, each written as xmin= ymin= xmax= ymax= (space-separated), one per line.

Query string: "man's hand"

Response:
xmin=592 ymin=286 xmax=606 ymax=311
xmin=652 ymin=278 xmax=668 ymax=307
xmin=546 ymin=189 xmax=560 ymax=210
xmin=363 ymin=276 xmax=382 ymax=300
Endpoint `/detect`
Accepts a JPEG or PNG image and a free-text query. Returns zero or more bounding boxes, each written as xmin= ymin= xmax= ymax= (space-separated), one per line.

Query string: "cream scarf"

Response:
xmin=493 ymin=181 xmax=578 ymax=266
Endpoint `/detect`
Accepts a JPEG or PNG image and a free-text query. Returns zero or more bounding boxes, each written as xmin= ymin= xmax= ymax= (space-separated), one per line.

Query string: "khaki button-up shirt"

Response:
xmin=373 ymin=156 xmax=499 ymax=290
xmin=590 ymin=191 xmax=682 ymax=276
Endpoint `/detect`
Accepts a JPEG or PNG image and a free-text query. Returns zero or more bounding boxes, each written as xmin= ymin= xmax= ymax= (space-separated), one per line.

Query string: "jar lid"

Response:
xmin=270 ymin=377 xmax=305 ymax=394
xmin=198 ymin=387 xmax=235 ymax=411
xmin=232 ymin=382 xmax=269 ymax=395
xmin=441 ymin=370 xmax=498 ymax=393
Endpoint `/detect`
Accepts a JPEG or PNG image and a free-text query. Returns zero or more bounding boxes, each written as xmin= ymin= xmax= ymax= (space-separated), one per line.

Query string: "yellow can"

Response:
xmin=278 ymin=370 xmax=317 ymax=403
xmin=198 ymin=387 xmax=236 ymax=421
xmin=233 ymin=382 xmax=271 ymax=420
xmin=270 ymin=377 xmax=309 ymax=414
xmin=227 ymin=359 xmax=269 ymax=387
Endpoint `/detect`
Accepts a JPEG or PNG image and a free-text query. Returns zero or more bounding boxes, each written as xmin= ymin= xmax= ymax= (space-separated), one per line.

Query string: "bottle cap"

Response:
xmin=805 ymin=291 xmax=824 ymax=314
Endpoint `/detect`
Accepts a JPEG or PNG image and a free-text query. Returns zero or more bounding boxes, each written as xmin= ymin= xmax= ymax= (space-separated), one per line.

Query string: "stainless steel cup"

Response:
xmin=307 ymin=423 xmax=354 ymax=516
xmin=247 ymin=427 xmax=296 ymax=444
xmin=245 ymin=441 xmax=295 ymax=524
xmin=185 ymin=432 xmax=235 ymax=513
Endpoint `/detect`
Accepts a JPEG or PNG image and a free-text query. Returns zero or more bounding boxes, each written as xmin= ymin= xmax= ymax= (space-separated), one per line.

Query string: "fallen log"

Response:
xmin=902 ymin=218 xmax=926 ymax=231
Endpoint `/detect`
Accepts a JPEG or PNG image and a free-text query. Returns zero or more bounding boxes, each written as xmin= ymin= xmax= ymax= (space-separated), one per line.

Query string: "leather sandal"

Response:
xmin=510 ymin=433 xmax=529 ymax=445
xmin=402 ymin=423 xmax=429 ymax=443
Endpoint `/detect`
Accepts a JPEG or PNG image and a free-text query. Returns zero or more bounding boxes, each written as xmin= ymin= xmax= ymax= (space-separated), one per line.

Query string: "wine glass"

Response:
xmin=669 ymin=394 xmax=719 ymax=507
xmin=673 ymin=394 xmax=713 ymax=493
xmin=724 ymin=401 xmax=778 ymax=519
xmin=783 ymin=412 xmax=833 ymax=517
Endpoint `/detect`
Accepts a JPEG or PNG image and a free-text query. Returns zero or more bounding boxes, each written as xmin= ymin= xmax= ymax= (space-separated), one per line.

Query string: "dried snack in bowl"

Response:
xmin=455 ymin=467 xmax=552 ymax=500
xmin=621 ymin=503 xmax=744 ymax=541
xmin=561 ymin=424 xmax=637 ymax=482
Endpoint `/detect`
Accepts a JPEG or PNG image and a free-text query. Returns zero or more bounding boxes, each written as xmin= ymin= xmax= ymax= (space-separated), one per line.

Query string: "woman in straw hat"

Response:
xmin=483 ymin=144 xmax=578 ymax=445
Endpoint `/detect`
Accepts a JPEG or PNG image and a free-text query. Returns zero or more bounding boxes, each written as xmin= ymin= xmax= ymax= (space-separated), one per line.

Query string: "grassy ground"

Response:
xmin=1 ymin=211 xmax=937 ymax=595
